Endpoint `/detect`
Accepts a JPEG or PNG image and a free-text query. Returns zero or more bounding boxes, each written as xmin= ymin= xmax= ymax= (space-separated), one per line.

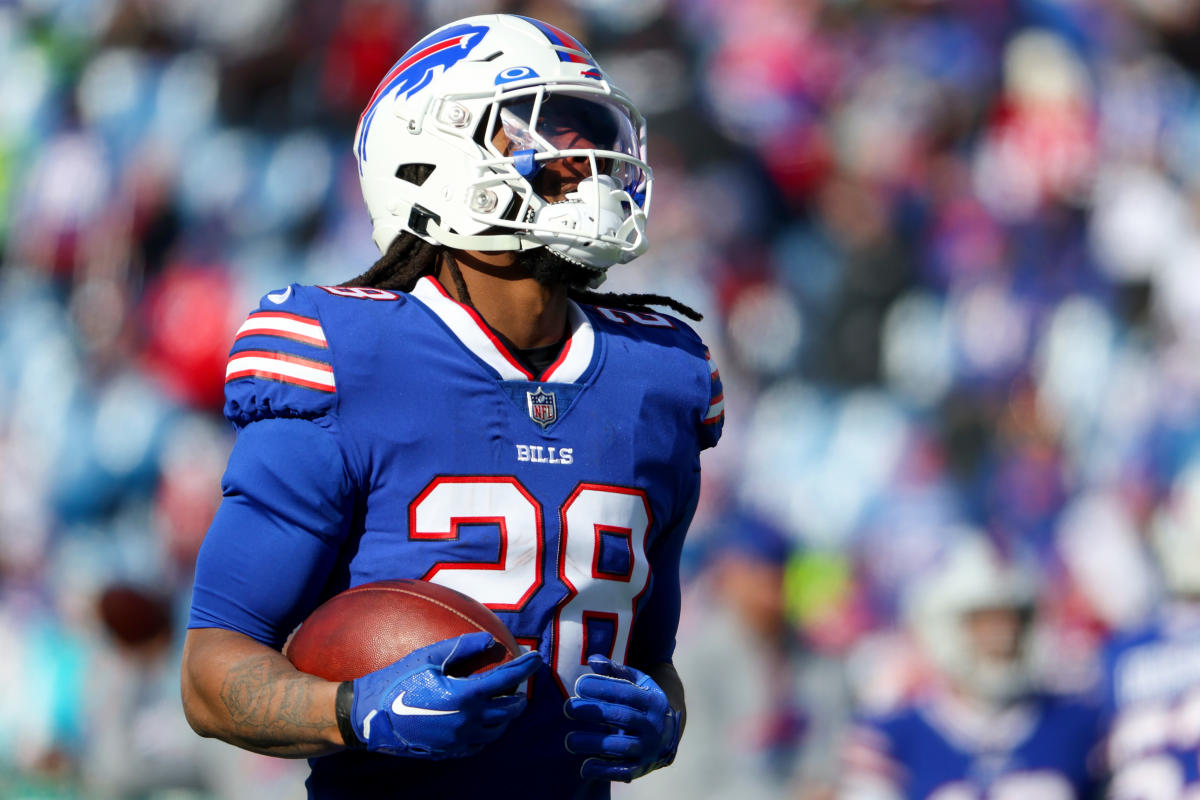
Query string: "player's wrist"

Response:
xmin=336 ymin=681 xmax=363 ymax=749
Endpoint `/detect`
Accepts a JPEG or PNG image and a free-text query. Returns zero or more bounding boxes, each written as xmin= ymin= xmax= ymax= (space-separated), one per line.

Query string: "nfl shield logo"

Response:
xmin=526 ymin=387 xmax=557 ymax=428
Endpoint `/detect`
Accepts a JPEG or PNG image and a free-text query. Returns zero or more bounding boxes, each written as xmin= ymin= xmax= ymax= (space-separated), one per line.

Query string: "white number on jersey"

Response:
xmin=408 ymin=476 xmax=654 ymax=693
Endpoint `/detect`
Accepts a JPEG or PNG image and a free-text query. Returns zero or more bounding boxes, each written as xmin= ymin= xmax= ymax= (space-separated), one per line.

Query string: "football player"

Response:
xmin=1101 ymin=460 xmax=1200 ymax=800
xmin=840 ymin=534 xmax=1104 ymax=800
xmin=179 ymin=14 xmax=723 ymax=800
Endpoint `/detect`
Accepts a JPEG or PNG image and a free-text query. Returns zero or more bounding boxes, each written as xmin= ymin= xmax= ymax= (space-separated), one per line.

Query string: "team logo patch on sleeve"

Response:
xmin=225 ymin=350 xmax=336 ymax=393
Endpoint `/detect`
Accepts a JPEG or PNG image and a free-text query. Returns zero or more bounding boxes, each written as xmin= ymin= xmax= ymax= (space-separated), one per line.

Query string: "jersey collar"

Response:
xmin=410 ymin=275 xmax=595 ymax=383
xmin=923 ymin=690 xmax=1038 ymax=753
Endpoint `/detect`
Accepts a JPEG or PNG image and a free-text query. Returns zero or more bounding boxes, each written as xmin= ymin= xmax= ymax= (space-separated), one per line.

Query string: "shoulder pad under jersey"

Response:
xmin=223 ymin=285 xmax=337 ymax=427
xmin=585 ymin=305 xmax=724 ymax=451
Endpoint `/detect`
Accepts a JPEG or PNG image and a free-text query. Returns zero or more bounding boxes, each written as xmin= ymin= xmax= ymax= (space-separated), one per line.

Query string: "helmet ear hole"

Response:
xmin=397 ymin=163 xmax=435 ymax=186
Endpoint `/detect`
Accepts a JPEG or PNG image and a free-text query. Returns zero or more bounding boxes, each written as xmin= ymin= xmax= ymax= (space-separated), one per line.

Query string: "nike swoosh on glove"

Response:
xmin=563 ymin=654 xmax=682 ymax=782
xmin=350 ymin=631 xmax=542 ymax=758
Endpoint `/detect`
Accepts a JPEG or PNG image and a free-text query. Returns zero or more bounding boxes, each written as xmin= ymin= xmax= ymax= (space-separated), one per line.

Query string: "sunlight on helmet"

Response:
xmin=354 ymin=14 xmax=652 ymax=279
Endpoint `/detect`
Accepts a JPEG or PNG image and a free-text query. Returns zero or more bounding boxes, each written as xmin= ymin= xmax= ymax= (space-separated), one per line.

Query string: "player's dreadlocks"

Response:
xmin=340 ymin=233 xmax=701 ymax=321
xmin=338 ymin=230 xmax=470 ymax=301
xmin=570 ymin=286 xmax=702 ymax=322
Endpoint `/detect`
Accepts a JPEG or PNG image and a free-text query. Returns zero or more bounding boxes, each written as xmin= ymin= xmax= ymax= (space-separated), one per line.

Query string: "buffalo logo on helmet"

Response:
xmin=356 ymin=23 xmax=489 ymax=167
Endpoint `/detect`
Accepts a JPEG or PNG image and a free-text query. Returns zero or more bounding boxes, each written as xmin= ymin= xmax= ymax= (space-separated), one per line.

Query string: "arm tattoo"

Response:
xmin=218 ymin=654 xmax=331 ymax=753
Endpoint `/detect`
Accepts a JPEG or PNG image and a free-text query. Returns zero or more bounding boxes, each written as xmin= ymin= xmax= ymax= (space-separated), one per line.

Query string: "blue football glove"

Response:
xmin=563 ymin=655 xmax=683 ymax=782
xmin=349 ymin=631 xmax=541 ymax=759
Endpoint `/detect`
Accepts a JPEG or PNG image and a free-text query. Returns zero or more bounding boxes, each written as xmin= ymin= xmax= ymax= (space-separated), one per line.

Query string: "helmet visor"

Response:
xmin=496 ymin=93 xmax=647 ymax=203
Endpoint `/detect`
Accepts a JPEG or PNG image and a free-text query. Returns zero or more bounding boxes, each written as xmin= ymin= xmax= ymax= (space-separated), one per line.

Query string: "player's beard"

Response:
xmin=518 ymin=246 xmax=601 ymax=292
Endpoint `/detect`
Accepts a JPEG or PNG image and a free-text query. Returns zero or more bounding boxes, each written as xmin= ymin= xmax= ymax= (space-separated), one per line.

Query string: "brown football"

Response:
xmin=284 ymin=579 xmax=521 ymax=681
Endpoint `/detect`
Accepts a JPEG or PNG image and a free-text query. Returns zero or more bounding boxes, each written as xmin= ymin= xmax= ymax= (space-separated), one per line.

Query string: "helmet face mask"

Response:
xmin=356 ymin=15 xmax=651 ymax=282
xmin=956 ymin=604 xmax=1035 ymax=703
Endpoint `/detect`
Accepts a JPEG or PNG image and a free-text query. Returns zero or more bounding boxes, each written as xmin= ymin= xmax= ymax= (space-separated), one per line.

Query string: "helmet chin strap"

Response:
xmin=424 ymin=218 xmax=608 ymax=286
xmin=420 ymin=218 xmax=607 ymax=286
xmin=423 ymin=220 xmax=542 ymax=253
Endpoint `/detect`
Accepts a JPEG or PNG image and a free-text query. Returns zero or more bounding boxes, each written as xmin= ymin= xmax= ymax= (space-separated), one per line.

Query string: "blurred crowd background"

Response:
xmin=3 ymin=0 xmax=1200 ymax=797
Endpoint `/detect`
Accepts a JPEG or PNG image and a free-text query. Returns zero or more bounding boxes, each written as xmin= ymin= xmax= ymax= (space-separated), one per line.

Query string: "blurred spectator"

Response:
xmin=1098 ymin=458 xmax=1200 ymax=799
xmin=618 ymin=510 xmax=848 ymax=800
xmin=81 ymin=582 xmax=198 ymax=798
xmin=81 ymin=583 xmax=308 ymax=799
xmin=840 ymin=533 xmax=1105 ymax=800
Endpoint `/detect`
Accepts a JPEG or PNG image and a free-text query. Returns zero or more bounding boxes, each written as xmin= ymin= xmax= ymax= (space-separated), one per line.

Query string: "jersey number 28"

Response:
xmin=408 ymin=476 xmax=653 ymax=694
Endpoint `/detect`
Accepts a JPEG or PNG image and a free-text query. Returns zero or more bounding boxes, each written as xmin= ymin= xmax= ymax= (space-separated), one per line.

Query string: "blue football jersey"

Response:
xmin=1100 ymin=606 xmax=1200 ymax=800
xmin=187 ymin=277 xmax=723 ymax=800
xmin=843 ymin=693 xmax=1103 ymax=799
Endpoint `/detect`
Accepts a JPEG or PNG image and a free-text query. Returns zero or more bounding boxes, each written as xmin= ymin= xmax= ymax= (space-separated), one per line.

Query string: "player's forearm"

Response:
xmin=181 ymin=627 xmax=345 ymax=758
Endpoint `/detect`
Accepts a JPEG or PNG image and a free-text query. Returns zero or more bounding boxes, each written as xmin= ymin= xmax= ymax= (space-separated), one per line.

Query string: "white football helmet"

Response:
xmin=1151 ymin=459 xmax=1200 ymax=597
xmin=355 ymin=14 xmax=651 ymax=280
xmin=904 ymin=532 xmax=1038 ymax=704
